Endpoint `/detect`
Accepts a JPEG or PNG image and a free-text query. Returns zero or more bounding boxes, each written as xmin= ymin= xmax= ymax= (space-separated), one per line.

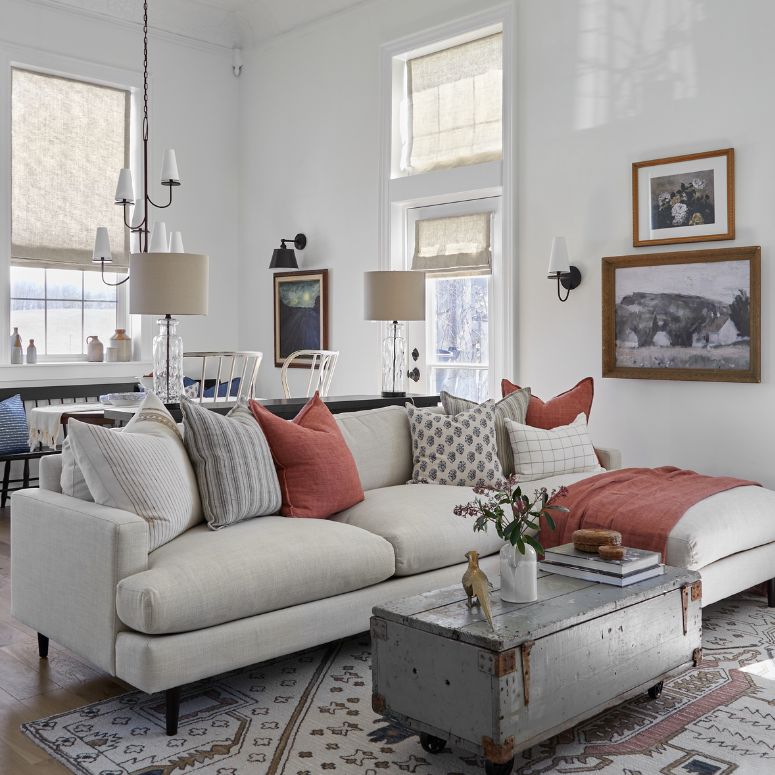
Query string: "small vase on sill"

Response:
xmin=499 ymin=542 xmax=538 ymax=603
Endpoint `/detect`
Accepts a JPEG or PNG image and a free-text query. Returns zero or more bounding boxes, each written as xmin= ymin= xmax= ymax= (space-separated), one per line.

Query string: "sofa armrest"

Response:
xmin=595 ymin=447 xmax=622 ymax=471
xmin=11 ymin=489 xmax=148 ymax=675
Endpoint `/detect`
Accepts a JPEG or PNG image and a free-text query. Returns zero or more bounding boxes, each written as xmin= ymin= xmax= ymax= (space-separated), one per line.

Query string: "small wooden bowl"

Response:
xmin=598 ymin=544 xmax=626 ymax=560
xmin=572 ymin=529 xmax=622 ymax=553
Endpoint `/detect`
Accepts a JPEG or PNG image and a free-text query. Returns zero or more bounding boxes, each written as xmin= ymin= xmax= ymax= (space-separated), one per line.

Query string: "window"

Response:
xmin=403 ymin=33 xmax=503 ymax=174
xmin=10 ymin=68 xmax=129 ymax=358
xmin=382 ymin=14 xmax=511 ymax=402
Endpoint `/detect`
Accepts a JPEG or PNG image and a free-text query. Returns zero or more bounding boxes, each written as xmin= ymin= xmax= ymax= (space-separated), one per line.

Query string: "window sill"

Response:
xmin=0 ymin=360 xmax=152 ymax=387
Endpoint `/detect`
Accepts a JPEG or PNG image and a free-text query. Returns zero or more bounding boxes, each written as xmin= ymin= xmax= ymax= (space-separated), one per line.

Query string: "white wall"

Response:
xmin=0 ymin=0 xmax=241 ymax=374
xmin=237 ymin=0 xmax=512 ymax=399
xmin=239 ymin=0 xmax=775 ymax=486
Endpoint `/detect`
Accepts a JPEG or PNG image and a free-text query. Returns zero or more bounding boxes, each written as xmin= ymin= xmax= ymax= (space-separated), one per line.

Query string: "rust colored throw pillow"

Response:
xmin=501 ymin=377 xmax=594 ymax=429
xmin=249 ymin=393 xmax=364 ymax=518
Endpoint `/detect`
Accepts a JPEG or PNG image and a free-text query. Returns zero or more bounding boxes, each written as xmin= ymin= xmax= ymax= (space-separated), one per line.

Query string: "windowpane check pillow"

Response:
xmin=67 ymin=393 xmax=203 ymax=550
xmin=505 ymin=412 xmax=603 ymax=482
xmin=0 ymin=394 xmax=29 ymax=455
xmin=407 ymin=401 xmax=503 ymax=487
xmin=441 ymin=387 xmax=530 ymax=476
xmin=181 ymin=399 xmax=281 ymax=528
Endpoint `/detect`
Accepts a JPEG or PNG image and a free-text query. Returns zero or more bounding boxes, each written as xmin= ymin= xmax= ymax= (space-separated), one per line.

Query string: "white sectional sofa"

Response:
xmin=10 ymin=404 xmax=775 ymax=735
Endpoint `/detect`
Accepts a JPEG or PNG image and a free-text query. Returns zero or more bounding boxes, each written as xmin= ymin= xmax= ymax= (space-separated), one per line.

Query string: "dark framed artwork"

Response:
xmin=632 ymin=148 xmax=734 ymax=247
xmin=273 ymin=269 xmax=329 ymax=367
xmin=602 ymin=246 xmax=760 ymax=383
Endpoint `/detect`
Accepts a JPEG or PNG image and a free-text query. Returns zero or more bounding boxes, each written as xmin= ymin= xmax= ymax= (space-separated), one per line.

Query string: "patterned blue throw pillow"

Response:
xmin=0 ymin=394 xmax=29 ymax=455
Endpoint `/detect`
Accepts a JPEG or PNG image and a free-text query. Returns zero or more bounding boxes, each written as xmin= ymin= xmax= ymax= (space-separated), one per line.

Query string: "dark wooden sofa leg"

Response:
xmin=166 ymin=687 xmax=181 ymax=735
xmin=37 ymin=633 xmax=49 ymax=659
xmin=768 ymin=578 xmax=775 ymax=608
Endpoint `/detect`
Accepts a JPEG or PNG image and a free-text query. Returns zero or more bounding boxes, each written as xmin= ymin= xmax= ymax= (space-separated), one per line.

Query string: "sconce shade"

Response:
xmin=169 ymin=231 xmax=185 ymax=253
xmin=129 ymin=252 xmax=209 ymax=315
xmin=364 ymin=270 xmax=426 ymax=321
xmin=269 ymin=246 xmax=299 ymax=269
xmin=547 ymin=236 xmax=570 ymax=276
xmin=92 ymin=227 xmax=112 ymax=263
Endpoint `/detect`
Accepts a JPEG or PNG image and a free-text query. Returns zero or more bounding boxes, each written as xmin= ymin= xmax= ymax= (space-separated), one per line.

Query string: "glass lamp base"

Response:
xmin=381 ymin=322 xmax=407 ymax=396
xmin=153 ymin=315 xmax=184 ymax=404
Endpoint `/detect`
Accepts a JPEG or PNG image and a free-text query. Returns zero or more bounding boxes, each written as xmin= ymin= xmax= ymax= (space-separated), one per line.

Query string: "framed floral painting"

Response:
xmin=602 ymin=246 xmax=760 ymax=383
xmin=632 ymin=148 xmax=734 ymax=247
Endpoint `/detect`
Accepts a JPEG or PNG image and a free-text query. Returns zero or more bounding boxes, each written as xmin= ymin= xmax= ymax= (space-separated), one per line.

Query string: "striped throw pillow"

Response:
xmin=181 ymin=400 xmax=281 ymax=528
xmin=0 ymin=394 xmax=29 ymax=455
xmin=67 ymin=405 xmax=203 ymax=550
xmin=440 ymin=387 xmax=531 ymax=476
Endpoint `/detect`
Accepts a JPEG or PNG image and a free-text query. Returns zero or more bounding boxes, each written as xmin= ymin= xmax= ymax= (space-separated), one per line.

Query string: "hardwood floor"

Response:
xmin=0 ymin=505 xmax=128 ymax=773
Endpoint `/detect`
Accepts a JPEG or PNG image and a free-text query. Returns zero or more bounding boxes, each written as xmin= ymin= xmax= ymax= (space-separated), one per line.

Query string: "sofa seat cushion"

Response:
xmin=116 ymin=517 xmax=395 ymax=635
xmin=666 ymin=485 xmax=775 ymax=570
xmin=331 ymin=484 xmax=504 ymax=576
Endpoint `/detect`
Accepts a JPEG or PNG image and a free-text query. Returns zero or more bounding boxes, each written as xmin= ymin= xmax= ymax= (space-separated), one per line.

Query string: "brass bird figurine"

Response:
xmin=462 ymin=550 xmax=495 ymax=630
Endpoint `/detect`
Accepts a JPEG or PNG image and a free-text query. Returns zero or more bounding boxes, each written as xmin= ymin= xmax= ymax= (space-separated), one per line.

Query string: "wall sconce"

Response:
xmin=547 ymin=236 xmax=582 ymax=302
xmin=269 ymin=233 xmax=307 ymax=269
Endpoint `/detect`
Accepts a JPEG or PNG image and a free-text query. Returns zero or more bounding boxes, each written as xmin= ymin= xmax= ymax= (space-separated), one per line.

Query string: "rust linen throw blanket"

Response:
xmin=542 ymin=467 xmax=759 ymax=561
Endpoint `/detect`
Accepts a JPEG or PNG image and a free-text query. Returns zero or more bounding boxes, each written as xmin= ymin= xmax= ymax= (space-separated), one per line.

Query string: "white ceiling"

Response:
xmin=34 ymin=0 xmax=369 ymax=47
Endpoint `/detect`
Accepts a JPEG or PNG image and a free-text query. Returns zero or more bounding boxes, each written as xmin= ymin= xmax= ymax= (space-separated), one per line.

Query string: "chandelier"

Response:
xmin=91 ymin=0 xmax=209 ymax=405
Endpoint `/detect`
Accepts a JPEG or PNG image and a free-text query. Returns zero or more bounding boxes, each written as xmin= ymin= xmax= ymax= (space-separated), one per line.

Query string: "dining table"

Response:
xmin=27 ymin=402 xmax=112 ymax=450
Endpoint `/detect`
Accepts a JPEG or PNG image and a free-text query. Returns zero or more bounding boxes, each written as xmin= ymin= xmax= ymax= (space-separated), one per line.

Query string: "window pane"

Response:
xmin=431 ymin=367 xmax=489 ymax=403
xmin=10 ymin=266 xmax=45 ymax=299
xmin=46 ymin=269 xmax=82 ymax=300
xmin=84 ymin=270 xmax=118 ymax=301
xmin=47 ymin=301 xmax=82 ymax=354
xmin=84 ymin=301 xmax=117 ymax=345
xmin=11 ymin=299 xmax=45 ymax=352
xmin=431 ymin=276 xmax=489 ymax=364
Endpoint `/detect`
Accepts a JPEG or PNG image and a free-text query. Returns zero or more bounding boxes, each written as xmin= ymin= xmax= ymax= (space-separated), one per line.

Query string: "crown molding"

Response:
xmin=21 ymin=0 xmax=250 ymax=52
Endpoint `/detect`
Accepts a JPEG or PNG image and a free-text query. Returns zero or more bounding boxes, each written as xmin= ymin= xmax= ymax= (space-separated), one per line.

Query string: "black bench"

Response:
xmin=0 ymin=382 xmax=139 ymax=507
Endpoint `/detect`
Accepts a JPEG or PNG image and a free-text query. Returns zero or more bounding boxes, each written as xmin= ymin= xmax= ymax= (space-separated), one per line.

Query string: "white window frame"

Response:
xmin=406 ymin=197 xmax=500 ymax=397
xmin=0 ymin=46 xmax=142 ymax=363
xmin=378 ymin=3 xmax=515 ymax=397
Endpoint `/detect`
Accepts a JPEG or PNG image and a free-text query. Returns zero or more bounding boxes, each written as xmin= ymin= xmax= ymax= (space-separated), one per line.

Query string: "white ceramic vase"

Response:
xmin=499 ymin=542 xmax=538 ymax=603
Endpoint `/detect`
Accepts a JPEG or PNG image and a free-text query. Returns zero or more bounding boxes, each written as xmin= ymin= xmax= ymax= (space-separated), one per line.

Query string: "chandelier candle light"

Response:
xmin=91 ymin=0 xmax=209 ymax=404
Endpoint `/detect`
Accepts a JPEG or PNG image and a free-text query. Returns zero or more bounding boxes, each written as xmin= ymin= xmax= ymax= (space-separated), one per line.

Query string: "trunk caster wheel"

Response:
xmin=419 ymin=732 xmax=447 ymax=754
xmin=485 ymin=759 xmax=515 ymax=775
xmin=648 ymin=681 xmax=664 ymax=699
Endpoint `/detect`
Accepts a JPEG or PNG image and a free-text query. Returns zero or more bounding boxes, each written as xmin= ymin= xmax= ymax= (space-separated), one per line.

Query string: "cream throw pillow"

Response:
xmin=505 ymin=412 xmax=603 ymax=482
xmin=67 ymin=393 xmax=203 ymax=550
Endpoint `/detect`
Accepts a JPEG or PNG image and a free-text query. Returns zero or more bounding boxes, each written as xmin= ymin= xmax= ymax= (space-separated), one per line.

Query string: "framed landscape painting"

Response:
xmin=273 ymin=269 xmax=329 ymax=367
xmin=632 ymin=148 xmax=734 ymax=247
xmin=602 ymin=247 xmax=760 ymax=383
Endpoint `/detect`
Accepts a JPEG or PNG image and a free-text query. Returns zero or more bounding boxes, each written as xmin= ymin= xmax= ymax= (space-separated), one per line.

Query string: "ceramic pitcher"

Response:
xmin=86 ymin=335 xmax=104 ymax=362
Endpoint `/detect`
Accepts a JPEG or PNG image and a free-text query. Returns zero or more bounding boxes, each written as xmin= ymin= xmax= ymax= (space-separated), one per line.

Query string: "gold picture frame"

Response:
xmin=602 ymin=246 xmax=760 ymax=383
xmin=632 ymin=148 xmax=734 ymax=247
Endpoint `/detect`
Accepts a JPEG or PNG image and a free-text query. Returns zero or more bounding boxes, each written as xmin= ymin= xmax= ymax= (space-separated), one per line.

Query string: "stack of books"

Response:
xmin=538 ymin=544 xmax=664 ymax=587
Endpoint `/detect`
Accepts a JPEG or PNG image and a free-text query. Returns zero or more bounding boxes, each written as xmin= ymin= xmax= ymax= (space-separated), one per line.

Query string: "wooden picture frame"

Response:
xmin=602 ymin=246 xmax=760 ymax=383
xmin=632 ymin=148 xmax=734 ymax=247
xmin=273 ymin=269 xmax=329 ymax=368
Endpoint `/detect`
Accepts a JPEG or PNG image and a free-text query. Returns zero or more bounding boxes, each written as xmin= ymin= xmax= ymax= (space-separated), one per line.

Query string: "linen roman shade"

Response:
xmin=405 ymin=32 xmax=502 ymax=173
xmin=411 ymin=212 xmax=492 ymax=276
xmin=11 ymin=68 xmax=130 ymax=270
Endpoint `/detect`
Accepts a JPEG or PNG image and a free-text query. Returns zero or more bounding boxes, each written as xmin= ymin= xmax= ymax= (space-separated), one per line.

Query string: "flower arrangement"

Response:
xmin=453 ymin=475 xmax=568 ymax=556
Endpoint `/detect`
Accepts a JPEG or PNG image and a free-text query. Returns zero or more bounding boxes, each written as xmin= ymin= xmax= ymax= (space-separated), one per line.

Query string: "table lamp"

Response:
xmin=364 ymin=270 xmax=426 ymax=397
xmin=130 ymin=252 xmax=209 ymax=404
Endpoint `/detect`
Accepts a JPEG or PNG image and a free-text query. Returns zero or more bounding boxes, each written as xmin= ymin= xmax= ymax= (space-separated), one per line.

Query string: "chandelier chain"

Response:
xmin=142 ymin=0 xmax=149 ymax=142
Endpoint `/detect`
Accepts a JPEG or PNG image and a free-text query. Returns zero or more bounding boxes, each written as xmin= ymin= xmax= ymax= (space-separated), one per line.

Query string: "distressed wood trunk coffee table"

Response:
xmin=371 ymin=567 xmax=702 ymax=774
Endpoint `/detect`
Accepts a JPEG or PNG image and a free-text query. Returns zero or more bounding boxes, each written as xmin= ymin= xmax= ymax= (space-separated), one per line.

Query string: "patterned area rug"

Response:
xmin=22 ymin=594 xmax=775 ymax=774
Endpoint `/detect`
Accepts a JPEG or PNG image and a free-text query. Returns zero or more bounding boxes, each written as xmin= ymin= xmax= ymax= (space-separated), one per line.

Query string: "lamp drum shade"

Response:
xmin=129 ymin=252 xmax=209 ymax=315
xmin=364 ymin=270 xmax=426 ymax=321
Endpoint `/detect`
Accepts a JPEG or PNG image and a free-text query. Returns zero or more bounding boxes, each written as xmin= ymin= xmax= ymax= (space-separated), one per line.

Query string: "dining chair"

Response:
xmin=280 ymin=350 xmax=339 ymax=399
xmin=183 ymin=352 xmax=262 ymax=403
